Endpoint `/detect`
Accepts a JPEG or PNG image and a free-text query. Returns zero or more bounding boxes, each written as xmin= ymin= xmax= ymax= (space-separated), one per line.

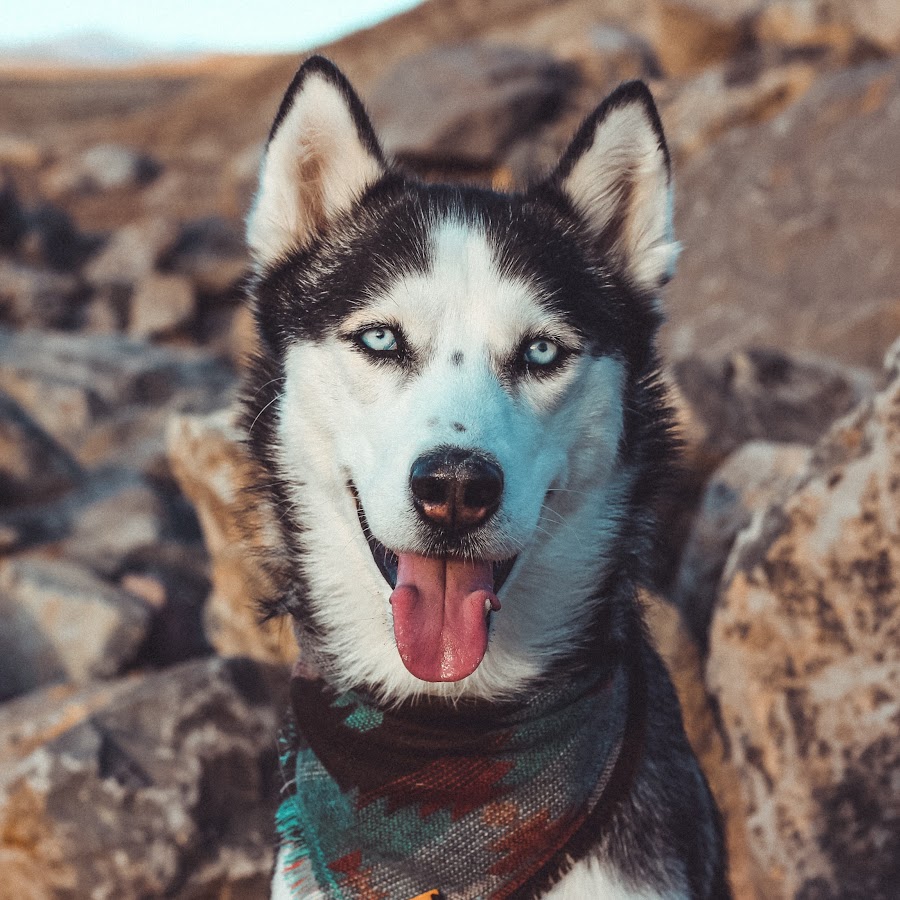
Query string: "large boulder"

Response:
xmin=367 ymin=43 xmax=579 ymax=173
xmin=706 ymin=339 xmax=900 ymax=898
xmin=672 ymin=347 xmax=873 ymax=471
xmin=0 ymin=559 xmax=151 ymax=701
xmin=0 ymin=657 xmax=288 ymax=899
xmin=127 ymin=272 xmax=196 ymax=339
xmin=167 ymin=409 xmax=296 ymax=665
xmin=666 ymin=59 xmax=900 ymax=369
xmin=161 ymin=216 xmax=249 ymax=297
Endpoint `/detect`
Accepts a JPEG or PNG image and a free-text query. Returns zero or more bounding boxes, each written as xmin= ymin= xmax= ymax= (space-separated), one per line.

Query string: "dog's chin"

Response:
xmin=351 ymin=485 xmax=516 ymax=683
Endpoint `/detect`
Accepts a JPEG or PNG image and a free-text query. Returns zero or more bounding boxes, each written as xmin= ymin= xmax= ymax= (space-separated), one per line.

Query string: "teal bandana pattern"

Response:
xmin=276 ymin=664 xmax=632 ymax=900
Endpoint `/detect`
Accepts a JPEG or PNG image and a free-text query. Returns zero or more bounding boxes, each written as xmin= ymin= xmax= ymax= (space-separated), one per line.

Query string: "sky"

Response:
xmin=2 ymin=0 xmax=423 ymax=54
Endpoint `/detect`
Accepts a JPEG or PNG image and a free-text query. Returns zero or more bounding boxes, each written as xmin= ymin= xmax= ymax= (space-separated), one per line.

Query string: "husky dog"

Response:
xmin=243 ymin=56 xmax=729 ymax=900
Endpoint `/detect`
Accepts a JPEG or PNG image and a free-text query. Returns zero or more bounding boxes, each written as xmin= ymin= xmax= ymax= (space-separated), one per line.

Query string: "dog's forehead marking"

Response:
xmin=344 ymin=217 xmax=575 ymax=356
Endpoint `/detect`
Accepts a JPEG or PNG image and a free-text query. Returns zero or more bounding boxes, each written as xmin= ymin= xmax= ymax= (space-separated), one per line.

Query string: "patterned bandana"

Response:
xmin=276 ymin=659 xmax=641 ymax=900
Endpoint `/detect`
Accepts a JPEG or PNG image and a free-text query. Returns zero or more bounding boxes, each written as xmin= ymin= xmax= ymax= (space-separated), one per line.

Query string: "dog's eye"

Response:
xmin=523 ymin=338 xmax=559 ymax=367
xmin=358 ymin=327 xmax=398 ymax=354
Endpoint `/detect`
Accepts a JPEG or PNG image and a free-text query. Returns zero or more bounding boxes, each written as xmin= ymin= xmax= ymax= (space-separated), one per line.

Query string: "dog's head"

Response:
xmin=244 ymin=57 xmax=676 ymax=701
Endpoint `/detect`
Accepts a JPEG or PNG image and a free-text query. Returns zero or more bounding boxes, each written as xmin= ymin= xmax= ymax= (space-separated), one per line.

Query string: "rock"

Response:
xmin=0 ymin=559 xmax=151 ymax=701
xmin=0 ymin=463 xmax=202 ymax=574
xmin=666 ymin=59 xmax=900 ymax=369
xmin=368 ymin=43 xmax=579 ymax=171
xmin=672 ymin=347 xmax=874 ymax=471
xmin=62 ymin=480 xmax=170 ymax=577
xmin=117 ymin=542 xmax=212 ymax=667
xmin=0 ymin=135 xmax=45 ymax=170
xmin=0 ymin=261 xmax=85 ymax=329
xmin=582 ymin=24 xmax=661 ymax=77
xmin=643 ymin=593 xmax=756 ymax=900
xmin=167 ymin=409 xmax=296 ymax=665
xmin=45 ymin=143 xmax=161 ymax=195
xmin=128 ymin=272 xmax=196 ymax=338
xmin=0 ymin=656 xmax=288 ymax=899
xmin=649 ymin=0 xmax=757 ymax=76
xmin=0 ymin=327 xmax=235 ymax=456
xmin=162 ymin=216 xmax=249 ymax=296
xmin=0 ymin=177 xmax=26 ymax=251
xmin=83 ymin=217 xmax=177 ymax=288
xmin=18 ymin=202 xmax=100 ymax=272
xmin=0 ymin=391 xmax=82 ymax=510
xmin=755 ymin=0 xmax=900 ymax=58
xmin=706 ymin=339 xmax=900 ymax=898
xmin=672 ymin=440 xmax=810 ymax=650
xmin=656 ymin=61 xmax=816 ymax=161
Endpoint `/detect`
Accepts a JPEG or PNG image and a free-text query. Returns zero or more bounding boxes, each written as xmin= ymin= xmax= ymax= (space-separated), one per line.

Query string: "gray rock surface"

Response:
xmin=163 ymin=216 xmax=248 ymax=296
xmin=368 ymin=42 xmax=579 ymax=170
xmin=0 ymin=326 xmax=235 ymax=455
xmin=672 ymin=440 xmax=810 ymax=649
xmin=0 ymin=559 xmax=151 ymax=700
xmin=672 ymin=347 xmax=874 ymax=470
xmin=46 ymin=143 xmax=161 ymax=195
xmin=707 ymin=339 xmax=900 ymax=899
xmin=0 ymin=657 xmax=287 ymax=899
xmin=665 ymin=59 xmax=900 ymax=369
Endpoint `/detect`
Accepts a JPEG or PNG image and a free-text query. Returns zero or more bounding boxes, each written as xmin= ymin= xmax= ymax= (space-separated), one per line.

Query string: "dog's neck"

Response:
xmin=276 ymin=656 xmax=644 ymax=899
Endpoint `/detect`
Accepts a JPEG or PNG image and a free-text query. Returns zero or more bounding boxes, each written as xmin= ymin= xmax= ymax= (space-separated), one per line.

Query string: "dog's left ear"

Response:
xmin=247 ymin=56 xmax=386 ymax=267
xmin=548 ymin=81 xmax=677 ymax=294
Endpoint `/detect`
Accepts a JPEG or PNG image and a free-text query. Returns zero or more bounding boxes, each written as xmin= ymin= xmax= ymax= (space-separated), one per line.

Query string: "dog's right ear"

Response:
xmin=246 ymin=56 xmax=386 ymax=267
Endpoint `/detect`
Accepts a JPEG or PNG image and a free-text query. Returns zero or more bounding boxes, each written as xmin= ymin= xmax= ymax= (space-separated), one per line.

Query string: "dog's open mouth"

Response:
xmin=352 ymin=487 xmax=515 ymax=683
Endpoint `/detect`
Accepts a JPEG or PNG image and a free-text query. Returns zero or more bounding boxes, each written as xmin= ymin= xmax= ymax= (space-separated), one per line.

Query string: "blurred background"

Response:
xmin=0 ymin=2 xmax=897 ymax=898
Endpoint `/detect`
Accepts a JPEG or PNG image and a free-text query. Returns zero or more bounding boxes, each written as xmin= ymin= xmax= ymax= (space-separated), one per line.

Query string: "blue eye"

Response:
xmin=523 ymin=338 xmax=559 ymax=367
xmin=358 ymin=327 xmax=398 ymax=353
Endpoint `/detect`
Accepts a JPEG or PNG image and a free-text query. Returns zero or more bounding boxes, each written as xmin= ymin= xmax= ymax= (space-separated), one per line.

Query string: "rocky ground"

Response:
xmin=0 ymin=1 xmax=898 ymax=897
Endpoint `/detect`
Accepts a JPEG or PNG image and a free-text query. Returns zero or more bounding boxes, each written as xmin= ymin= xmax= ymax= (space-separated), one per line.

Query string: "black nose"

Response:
xmin=410 ymin=448 xmax=503 ymax=532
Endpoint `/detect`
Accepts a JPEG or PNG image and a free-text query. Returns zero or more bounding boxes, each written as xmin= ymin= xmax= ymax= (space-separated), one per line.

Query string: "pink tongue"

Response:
xmin=390 ymin=554 xmax=501 ymax=682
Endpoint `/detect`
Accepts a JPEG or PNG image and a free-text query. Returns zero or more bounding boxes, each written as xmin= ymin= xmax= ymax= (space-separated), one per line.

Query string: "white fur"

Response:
xmin=273 ymin=218 xmax=630 ymax=705
xmin=561 ymin=102 xmax=678 ymax=292
xmin=247 ymin=71 xmax=383 ymax=265
xmin=544 ymin=856 xmax=680 ymax=899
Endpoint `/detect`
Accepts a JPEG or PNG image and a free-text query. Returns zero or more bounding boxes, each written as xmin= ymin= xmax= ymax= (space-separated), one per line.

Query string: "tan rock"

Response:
xmin=650 ymin=0 xmax=756 ymax=77
xmin=166 ymin=408 xmax=296 ymax=664
xmin=672 ymin=440 xmax=810 ymax=649
xmin=83 ymin=217 xmax=176 ymax=288
xmin=707 ymin=339 xmax=900 ymax=898
xmin=657 ymin=62 xmax=816 ymax=162
xmin=645 ymin=593 xmax=759 ymax=900
xmin=755 ymin=0 xmax=900 ymax=57
xmin=0 ymin=559 xmax=151 ymax=700
xmin=0 ymin=658 xmax=286 ymax=899
xmin=128 ymin=272 xmax=196 ymax=338
xmin=665 ymin=59 xmax=900 ymax=369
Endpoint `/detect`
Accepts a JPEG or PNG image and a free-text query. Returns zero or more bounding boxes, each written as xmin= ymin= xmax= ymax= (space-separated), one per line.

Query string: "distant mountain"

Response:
xmin=0 ymin=30 xmax=200 ymax=68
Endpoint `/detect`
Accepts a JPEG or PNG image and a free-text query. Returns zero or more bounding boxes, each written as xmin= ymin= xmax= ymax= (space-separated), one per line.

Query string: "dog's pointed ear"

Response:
xmin=548 ymin=81 xmax=677 ymax=293
xmin=246 ymin=56 xmax=386 ymax=266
